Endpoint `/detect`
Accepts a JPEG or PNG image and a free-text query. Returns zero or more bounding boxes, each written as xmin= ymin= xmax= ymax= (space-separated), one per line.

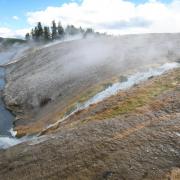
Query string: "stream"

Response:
xmin=0 ymin=61 xmax=179 ymax=149
xmin=0 ymin=67 xmax=20 ymax=149
xmin=44 ymin=62 xmax=180 ymax=131
xmin=0 ymin=67 xmax=14 ymax=136
xmin=0 ymin=49 xmax=25 ymax=149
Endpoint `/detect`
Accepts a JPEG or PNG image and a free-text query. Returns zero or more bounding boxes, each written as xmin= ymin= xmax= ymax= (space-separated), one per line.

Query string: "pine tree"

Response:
xmin=65 ymin=25 xmax=78 ymax=35
xmin=31 ymin=29 xmax=35 ymax=40
xmin=34 ymin=27 xmax=39 ymax=41
xmin=79 ymin=27 xmax=85 ymax=34
xmin=51 ymin=20 xmax=57 ymax=40
xmin=25 ymin=33 xmax=30 ymax=41
xmin=43 ymin=26 xmax=51 ymax=41
xmin=25 ymin=21 xmax=100 ymax=43
xmin=37 ymin=22 xmax=43 ymax=40
xmin=57 ymin=22 xmax=64 ymax=39
xmin=84 ymin=28 xmax=94 ymax=38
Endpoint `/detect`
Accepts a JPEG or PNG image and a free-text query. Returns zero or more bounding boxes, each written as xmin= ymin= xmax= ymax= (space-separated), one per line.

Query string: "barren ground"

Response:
xmin=0 ymin=34 xmax=180 ymax=179
xmin=0 ymin=67 xmax=179 ymax=180
xmin=3 ymin=34 xmax=180 ymax=136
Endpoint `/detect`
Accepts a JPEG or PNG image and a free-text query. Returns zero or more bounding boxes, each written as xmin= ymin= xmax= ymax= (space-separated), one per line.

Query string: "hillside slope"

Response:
xmin=0 ymin=68 xmax=179 ymax=180
xmin=3 ymin=33 xmax=180 ymax=136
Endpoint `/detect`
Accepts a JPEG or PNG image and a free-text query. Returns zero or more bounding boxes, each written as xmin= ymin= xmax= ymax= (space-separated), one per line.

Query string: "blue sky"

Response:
xmin=0 ymin=0 xmax=179 ymax=37
xmin=0 ymin=0 xmax=69 ymax=29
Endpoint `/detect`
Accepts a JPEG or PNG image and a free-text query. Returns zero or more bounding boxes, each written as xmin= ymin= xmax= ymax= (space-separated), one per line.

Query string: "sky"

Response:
xmin=0 ymin=0 xmax=179 ymax=38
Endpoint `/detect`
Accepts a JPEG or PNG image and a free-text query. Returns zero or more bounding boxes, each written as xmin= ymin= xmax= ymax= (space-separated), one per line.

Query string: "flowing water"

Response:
xmin=45 ymin=62 xmax=180 ymax=130
xmin=0 ymin=62 xmax=179 ymax=149
xmin=0 ymin=68 xmax=14 ymax=137
xmin=0 ymin=50 xmax=22 ymax=149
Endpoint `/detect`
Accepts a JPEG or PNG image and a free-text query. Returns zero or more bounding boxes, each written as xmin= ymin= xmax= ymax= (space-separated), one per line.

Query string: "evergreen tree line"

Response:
xmin=25 ymin=21 xmax=96 ymax=42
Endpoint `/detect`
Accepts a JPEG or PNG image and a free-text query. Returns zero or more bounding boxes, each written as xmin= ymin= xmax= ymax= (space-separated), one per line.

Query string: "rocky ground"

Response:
xmin=3 ymin=33 xmax=180 ymax=136
xmin=0 ymin=34 xmax=180 ymax=179
xmin=0 ymin=66 xmax=179 ymax=180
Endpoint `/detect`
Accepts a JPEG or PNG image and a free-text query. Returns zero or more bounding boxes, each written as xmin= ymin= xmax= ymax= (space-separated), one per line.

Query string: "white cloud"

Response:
xmin=1 ymin=0 xmax=180 ymax=38
xmin=0 ymin=27 xmax=12 ymax=38
xmin=0 ymin=27 xmax=30 ymax=38
xmin=26 ymin=0 xmax=180 ymax=35
xmin=12 ymin=16 xmax=19 ymax=20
